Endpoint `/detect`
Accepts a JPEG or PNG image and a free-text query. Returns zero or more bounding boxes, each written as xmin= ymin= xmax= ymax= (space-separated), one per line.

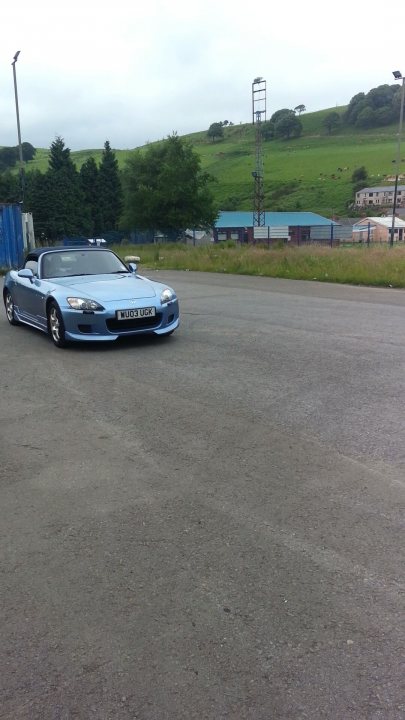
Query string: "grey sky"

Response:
xmin=1 ymin=0 xmax=404 ymax=151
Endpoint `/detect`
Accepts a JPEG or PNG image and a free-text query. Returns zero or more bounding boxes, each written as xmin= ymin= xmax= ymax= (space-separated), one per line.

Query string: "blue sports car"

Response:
xmin=3 ymin=246 xmax=179 ymax=347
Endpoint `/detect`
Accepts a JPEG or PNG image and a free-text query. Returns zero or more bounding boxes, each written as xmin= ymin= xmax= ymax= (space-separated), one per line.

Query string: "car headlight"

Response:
xmin=66 ymin=297 xmax=105 ymax=311
xmin=160 ymin=288 xmax=174 ymax=304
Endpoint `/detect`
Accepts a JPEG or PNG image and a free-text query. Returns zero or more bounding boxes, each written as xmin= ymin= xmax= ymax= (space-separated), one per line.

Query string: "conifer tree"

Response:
xmin=0 ymin=171 xmax=20 ymax=203
xmin=25 ymin=170 xmax=54 ymax=240
xmin=80 ymin=157 xmax=100 ymax=236
xmin=97 ymin=140 xmax=123 ymax=232
xmin=45 ymin=136 xmax=91 ymax=240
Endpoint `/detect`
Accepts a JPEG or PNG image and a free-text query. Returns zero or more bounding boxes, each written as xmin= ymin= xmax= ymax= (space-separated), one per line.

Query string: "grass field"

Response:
xmin=112 ymin=242 xmax=405 ymax=289
xmin=21 ymin=106 xmax=402 ymax=217
xmin=2 ymin=243 xmax=405 ymax=289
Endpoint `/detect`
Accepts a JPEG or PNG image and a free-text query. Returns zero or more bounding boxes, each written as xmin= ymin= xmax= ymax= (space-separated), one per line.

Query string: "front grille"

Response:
xmin=106 ymin=313 xmax=162 ymax=332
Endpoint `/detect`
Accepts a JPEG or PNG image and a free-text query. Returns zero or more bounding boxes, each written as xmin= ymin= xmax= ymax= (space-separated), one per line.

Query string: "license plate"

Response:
xmin=116 ymin=307 xmax=156 ymax=320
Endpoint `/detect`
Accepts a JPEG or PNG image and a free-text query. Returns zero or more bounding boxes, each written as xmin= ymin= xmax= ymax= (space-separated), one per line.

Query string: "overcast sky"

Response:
xmin=1 ymin=0 xmax=404 ymax=152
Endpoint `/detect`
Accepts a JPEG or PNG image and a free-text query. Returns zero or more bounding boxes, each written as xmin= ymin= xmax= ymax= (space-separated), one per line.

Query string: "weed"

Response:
xmin=111 ymin=243 xmax=405 ymax=288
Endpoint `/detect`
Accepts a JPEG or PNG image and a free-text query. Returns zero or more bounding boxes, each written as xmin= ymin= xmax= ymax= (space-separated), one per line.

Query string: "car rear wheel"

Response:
xmin=47 ymin=301 xmax=67 ymax=348
xmin=4 ymin=290 xmax=20 ymax=326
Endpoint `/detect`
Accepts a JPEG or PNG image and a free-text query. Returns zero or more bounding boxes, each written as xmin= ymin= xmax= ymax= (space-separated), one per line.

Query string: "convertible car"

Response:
xmin=3 ymin=246 xmax=179 ymax=347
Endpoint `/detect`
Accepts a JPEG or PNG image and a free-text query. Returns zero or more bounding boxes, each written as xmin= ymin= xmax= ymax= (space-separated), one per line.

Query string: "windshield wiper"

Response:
xmin=48 ymin=273 xmax=90 ymax=278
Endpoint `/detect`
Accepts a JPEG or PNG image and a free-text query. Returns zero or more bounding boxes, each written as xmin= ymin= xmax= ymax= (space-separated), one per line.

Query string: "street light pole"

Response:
xmin=11 ymin=50 xmax=25 ymax=206
xmin=390 ymin=71 xmax=405 ymax=247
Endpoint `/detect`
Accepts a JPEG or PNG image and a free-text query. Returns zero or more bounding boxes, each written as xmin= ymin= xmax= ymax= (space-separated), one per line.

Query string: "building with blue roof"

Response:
xmin=214 ymin=211 xmax=339 ymax=244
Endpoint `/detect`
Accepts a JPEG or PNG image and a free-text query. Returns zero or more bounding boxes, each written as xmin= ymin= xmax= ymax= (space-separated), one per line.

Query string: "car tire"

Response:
xmin=47 ymin=301 xmax=67 ymax=348
xmin=4 ymin=290 xmax=20 ymax=326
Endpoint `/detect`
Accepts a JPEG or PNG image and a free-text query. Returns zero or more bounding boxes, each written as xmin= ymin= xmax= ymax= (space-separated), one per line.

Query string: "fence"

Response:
xmin=217 ymin=224 xmax=341 ymax=247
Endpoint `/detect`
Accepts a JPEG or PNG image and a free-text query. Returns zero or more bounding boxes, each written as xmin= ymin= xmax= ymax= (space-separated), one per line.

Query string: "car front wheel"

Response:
xmin=4 ymin=290 xmax=20 ymax=326
xmin=47 ymin=301 xmax=67 ymax=348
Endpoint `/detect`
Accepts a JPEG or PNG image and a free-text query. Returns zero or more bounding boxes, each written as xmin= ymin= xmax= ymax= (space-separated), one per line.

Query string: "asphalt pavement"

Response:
xmin=1 ymin=272 xmax=404 ymax=719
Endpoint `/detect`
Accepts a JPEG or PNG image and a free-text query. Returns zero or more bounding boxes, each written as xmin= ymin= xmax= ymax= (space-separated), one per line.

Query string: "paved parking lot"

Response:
xmin=1 ymin=272 xmax=404 ymax=719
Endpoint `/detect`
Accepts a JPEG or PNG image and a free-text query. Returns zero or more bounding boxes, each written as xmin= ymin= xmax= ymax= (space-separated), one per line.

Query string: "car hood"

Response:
xmin=50 ymin=274 xmax=157 ymax=301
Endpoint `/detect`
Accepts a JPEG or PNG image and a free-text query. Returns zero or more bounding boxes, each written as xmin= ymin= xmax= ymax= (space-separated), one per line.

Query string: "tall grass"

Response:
xmin=112 ymin=243 xmax=405 ymax=289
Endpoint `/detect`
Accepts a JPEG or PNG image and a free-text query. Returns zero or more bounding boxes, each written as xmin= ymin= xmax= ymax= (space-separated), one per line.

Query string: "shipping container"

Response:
xmin=0 ymin=203 xmax=25 ymax=270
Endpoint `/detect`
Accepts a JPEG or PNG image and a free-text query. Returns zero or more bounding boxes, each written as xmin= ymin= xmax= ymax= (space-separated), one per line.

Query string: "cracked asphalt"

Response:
xmin=1 ymin=271 xmax=404 ymax=719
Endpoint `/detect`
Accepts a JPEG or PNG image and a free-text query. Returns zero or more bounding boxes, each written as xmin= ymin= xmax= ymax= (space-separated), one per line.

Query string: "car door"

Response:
xmin=15 ymin=257 xmax=47 ymax=328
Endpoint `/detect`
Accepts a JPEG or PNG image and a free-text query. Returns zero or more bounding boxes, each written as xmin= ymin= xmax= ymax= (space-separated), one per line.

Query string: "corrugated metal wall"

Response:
xmin=310 ymin=225 xmax=335 ymax=240
xmin=0 ymin=204 xmax=24 ymax=269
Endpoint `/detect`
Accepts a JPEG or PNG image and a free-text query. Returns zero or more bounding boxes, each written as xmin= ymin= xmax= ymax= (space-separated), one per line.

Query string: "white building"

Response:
xmin=352 ymin=216 xmax=405 ymax=242
xmin=355 ymin=185 xmax=405 ymax=208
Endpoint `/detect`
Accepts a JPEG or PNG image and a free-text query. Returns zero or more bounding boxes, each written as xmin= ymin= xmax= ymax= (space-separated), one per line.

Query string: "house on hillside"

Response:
xmin=355 ymin=185 xmax=405 ymax=208
xmin=352 ymin=216 xmax=405 ymax=243
xmin=214 ymin=211 xmax=339 ymax=244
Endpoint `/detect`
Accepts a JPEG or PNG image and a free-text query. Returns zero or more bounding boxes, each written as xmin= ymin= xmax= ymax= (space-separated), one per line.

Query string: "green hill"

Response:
xmin=23 ymin=106 xmax=401 ymax=216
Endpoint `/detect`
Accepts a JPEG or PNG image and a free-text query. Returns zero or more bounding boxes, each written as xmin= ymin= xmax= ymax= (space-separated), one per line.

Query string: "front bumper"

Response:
xmin=61 ymin=298 xmax=180 ymax=342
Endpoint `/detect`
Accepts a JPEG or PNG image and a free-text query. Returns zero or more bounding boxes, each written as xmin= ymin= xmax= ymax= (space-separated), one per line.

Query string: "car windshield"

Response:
xmin=42 ymin=250 xmax=129 ymax=279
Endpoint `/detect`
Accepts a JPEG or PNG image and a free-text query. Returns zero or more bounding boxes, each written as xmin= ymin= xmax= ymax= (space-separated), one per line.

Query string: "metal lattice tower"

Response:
xmin=252 ymin=78 xmax=266 ymax=227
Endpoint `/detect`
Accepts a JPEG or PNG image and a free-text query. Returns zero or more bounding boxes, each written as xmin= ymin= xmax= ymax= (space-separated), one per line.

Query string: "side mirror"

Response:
xmin=125 ymin=256 xmax=140 ymax=273
xmin=18 ymin=268 xmax=34 ymax=282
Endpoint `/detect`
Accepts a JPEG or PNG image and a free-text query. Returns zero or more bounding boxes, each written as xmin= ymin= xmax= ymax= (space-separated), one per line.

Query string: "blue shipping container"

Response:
xmin=0 ymin=204 xmax=24 ymax=269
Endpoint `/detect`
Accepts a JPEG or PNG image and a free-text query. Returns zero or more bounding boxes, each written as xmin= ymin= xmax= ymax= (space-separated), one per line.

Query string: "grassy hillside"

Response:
xmin=23 ymin=107 xmax=401 ymax=216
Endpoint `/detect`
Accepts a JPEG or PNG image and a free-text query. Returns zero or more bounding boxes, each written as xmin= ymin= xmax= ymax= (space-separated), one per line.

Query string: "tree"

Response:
xmin=48 ymin=136 xmax=75 ymax=173
xmin=259 ymin=109 xmax=304 ymax=140
xmin=374 ymin=106 xmax=396 ymax=126
xmin=355 ymin=107 xmax=375 ymax=129
xmin=323 ymin=111 xmax=341 ymax=135
xmin=368 ymin=85 xmax=395 ymax=110
xmin=40 ymin=137 xmax=91 ymax=241
xmin=96 ymin=141 xmax=123 ymax=232
xmin=344 ymin=92 xmax=366 ymax=124
xmin=22 ymin=142 xmax=36 ymax=161
xmin=0 ymin=146 xmax=18 ymax=172
xmin=351 ymin=166 xmax=369 ymax=198
xmin=122 ymin=133 xmax=217 ymax=235
xmin=274 ymin=112 xmax=303 ymax=139
xmin=0 ymin=171 xmax=19 ymax=202
xmin=261 ymin=120 xmax=275 ymax=141
xmin=351 ymin=166 xmax=368 ymax=185
xmin=270 ymin=108 xmax=292 ymax=124
xmin=207 ymin=122 xmax=224 ymax=142
xmin=294 ymin=104 xmax=306 ymax=115
xmin=345 ymin=85 xmax=398 ymax=128
xmin=80 ymin=157 xmax=100 ymax=235
xmin=25 ymin=170 xmax=55 ymax=240
xmin=0 ymin=143 xmax=36 ymax=171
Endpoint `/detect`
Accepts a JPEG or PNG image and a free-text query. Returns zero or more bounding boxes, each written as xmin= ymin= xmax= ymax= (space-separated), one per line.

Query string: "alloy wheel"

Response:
xmin=49 ymin=306 xmax=60 ymax=343
xmin=5 ymin=292 xmax=14 ymax=323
